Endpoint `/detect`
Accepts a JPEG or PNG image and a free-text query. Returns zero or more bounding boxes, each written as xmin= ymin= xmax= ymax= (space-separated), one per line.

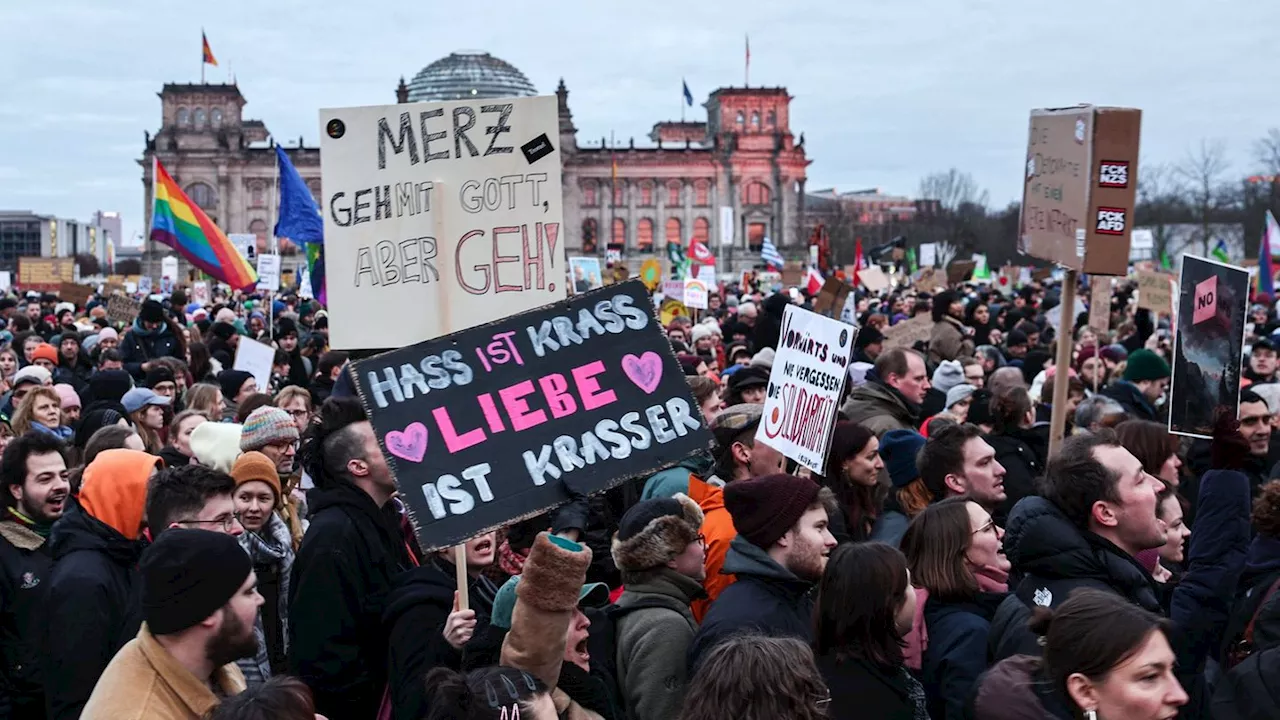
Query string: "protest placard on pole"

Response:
xmin=256 ymin=254 xmax=281 ymax=293
xmin=228 ymin=233 xmax=257 ymax=261
xmin=568 ymin=257 xmax=603 ymax=294
xmin=138 ymin=276 xmax=152 ymax=296
xmin=192 ymin=280 xmax=211 ymax=306
xmin=946 ymin=260 xmax=975 ymax=286
xmin=682 ymin=277 xmax=709 ymax=310
xmin=106 ymin=295 xmax=141 ymax=326
xmin=811 ymin=278 xmax=850 ymax=317
xmin=1169 ymin=256 xmax=1249 ymax=438
xmin=320 ymin=95 xmax=565 ymax=350
xmin=1088 ymin=276 xmax=1111 ymax=332
xmin=858 ymin=265 xmax=889 ymax=293
xmin=349 ymin=280 xmax=712 ymax=551
xmin=755 ymin=306 xmax=855 ymax=474
xmin=1137 ymin=271 xmax=1173 ymax=314
xmin=233 ymin=337 xmax=276 ymax=393
xmin=59 ymin=282 xmax=93 ymax=308
xmin=918 ymin=243 xmax=937 ymax=268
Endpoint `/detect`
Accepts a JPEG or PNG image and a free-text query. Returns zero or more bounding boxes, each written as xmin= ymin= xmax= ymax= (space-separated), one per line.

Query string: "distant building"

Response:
xmin=94 ymin=210 xmax=124 ymax=250
xmin=0 ymin=210 xmax=110 ymax=274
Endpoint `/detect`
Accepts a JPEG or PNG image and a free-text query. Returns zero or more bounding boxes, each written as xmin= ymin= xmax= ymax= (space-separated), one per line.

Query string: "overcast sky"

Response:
xmin=1 ymin=0 xmax=1274 ymax=244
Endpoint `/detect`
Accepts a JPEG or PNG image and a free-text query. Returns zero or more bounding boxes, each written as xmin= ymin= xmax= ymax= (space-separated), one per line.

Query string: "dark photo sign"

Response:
xmin=1169 ymin=255 xmax=1249 ymax=439
xmin=351 ymin=279 xmax=712 ymax=551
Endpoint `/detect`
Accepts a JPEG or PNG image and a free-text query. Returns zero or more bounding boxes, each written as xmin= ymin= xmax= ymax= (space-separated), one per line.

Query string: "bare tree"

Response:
xmin=1134 ymin=161 xmax=1186 ymax=263
xmin=918 ymin=169 xmax=990 ymax=214
xmin=1176 ymin=139 xmax=1231 ymax=255
xmin=1255 ymin=129 xmax=1280 ymax=177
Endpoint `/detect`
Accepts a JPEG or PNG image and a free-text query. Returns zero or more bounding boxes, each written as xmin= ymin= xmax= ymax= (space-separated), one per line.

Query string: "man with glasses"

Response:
xmin=143 ymin=464 xmax=243 ymax=538
xmin=611 ymin=495 xmax=709 ymax=720
xmin=239 ymin=406 xmax=300 ymax=477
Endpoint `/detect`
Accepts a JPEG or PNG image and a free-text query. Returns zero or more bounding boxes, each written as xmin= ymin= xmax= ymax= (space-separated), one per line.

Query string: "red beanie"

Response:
xmin=723 ymin=473 xmax=821 ymax=550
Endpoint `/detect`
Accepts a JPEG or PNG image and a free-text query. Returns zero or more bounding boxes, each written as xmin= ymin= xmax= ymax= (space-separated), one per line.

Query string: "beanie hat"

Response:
xmin=677 ymin=355 xmax=703 ymax=376
xmin=54 ymin=383 xmax=81 ymax=410
xmin=210 ymin=321 xmax=238 ymax=341
xmin=723 ymin=473 xmax=821 ymax=550
xmin=855 ymin=324 xmax=884 ymax=348
xmin=1100 ymin=344 xmax=1129 ymax=363
xmin=218 ymin=369 xmax=255 ymax=403
xmin=30 ymin=343 xmax=58 ymax=367
xmin=139 ymin=299 xmax=165 ymax=324
xmin=966 ymin=389 xmax=995 ymax=427
xmin=190 ymin=422 xmax=244 ymax=474
xmin=1006 ymin=329 xmax=1029 ymax=348
xmin=1123 ymin=349 xmax=1171 ymax=382
xmin=611 ymin=494 xmax=705 ymax=572
xmin=276 ymin=316 xmax=299 ymax=338
xmin=141 ymin=528 xmax=253 ymax=635
xmin=86 ymin=369 xmax=133 ymax=407
xmin=880 ymin=429 xmax=927 ymax=488
xmin=97 ymin=327 xmax=119 ymax=342
xmin=145 ymin=365 xmax=176 ymax=389
xmin=946 ymin=383 xmax=977 ymax=411
xmin=240 ymin=406 xmax=299 ymax=452
xmin=690 ymin=324 xmax=713 ymax=344
xmin=231 ymin=451 xmax=282 ymax=503
xmin=1075 ymin=344 xmax=1098 ymax=369
xmin=750 ymin=348 xmax=775 ymax=369
xmin=931 ymin=360 xmax=965 ymax=395
xmin=12 ymin=366 xmax=50 ymax=389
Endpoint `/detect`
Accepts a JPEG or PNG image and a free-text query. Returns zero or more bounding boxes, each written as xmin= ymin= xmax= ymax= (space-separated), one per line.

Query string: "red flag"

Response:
xmin=689 ymin=240 xmax=715 ymax=265
xmin=805 ymin=267 xmax=823 ymax=295
xmin=852 ymin=238 xmax=863 ymax=288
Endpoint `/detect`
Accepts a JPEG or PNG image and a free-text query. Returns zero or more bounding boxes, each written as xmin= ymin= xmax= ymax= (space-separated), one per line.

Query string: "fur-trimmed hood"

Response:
xmin=611 ymin=493 xmax=704 ymax=572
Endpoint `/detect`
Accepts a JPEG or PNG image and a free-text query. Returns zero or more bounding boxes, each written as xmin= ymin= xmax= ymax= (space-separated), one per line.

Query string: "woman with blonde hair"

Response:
xmin=11 ymin=386 xmax=73 ymax=441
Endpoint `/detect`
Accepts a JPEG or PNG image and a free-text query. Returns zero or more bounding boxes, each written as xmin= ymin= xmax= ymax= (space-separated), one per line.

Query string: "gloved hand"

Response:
xmin=550 ymin=476 xmax=592 ymax=540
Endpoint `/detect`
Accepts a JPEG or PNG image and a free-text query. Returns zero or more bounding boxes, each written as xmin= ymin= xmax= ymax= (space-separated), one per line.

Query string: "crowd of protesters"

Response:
xmin=2 ymin=271 xmax=1280 ymax=720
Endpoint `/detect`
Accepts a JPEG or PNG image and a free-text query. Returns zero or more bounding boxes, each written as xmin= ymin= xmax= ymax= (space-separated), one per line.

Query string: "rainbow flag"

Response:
xmin=1261 ymin=210 xmax=1279 ymax=297
xmin=150 ymin=158 xmax=257 ymax=291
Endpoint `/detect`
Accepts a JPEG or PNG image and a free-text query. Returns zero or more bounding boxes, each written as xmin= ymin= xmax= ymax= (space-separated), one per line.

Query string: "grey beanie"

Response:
xmin=946 ymin=383 xmax=977 ymax=410
xmin=932 ymin=360 xmax=965 ymax=395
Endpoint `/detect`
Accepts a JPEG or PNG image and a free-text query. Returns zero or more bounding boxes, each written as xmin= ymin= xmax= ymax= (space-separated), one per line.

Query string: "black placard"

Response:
xmin=351 ymin=279 xmax=712 ymax=551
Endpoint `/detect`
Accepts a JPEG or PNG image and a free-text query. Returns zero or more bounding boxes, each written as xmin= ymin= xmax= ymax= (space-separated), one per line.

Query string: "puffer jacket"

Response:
xmin=840 ymin=380 xmax=919 ymax=437
xmin=921 ymin=593 xmax=1006 ymax=720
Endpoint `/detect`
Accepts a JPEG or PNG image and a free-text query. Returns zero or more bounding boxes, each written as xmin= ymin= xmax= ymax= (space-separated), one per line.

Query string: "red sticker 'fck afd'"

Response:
xmin=1098 ymin=161 xmax=1130 ymax=188
xmin=1096 ymin=208 xmax=1127 ymax=235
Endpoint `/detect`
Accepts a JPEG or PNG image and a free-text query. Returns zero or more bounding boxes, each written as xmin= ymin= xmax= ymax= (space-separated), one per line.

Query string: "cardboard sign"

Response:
xmin=882 ymin=315 xmax=932 ymax=349
xmin=233 ymin=337 xmax=276 ymax=393
xmin=918 ymin=243 xmax=937 ymax=268
xmin=683 ymin=278 xmax=709 ymax=310
xmin=569 ymin=257 xmax=603 ymax=294
xmin=781 ymin=261 xmax=804 ymax=287
xmin=256 ymin=254 xmax=282 ymax=293
xmin=914 ymin=267 xmax=942 ymax=291
xmin=859 ymin=265 xmax=890 ymax=293
xmin=756 ymin=306 xmax=855 ymax=474
xmin=192 ymin=281 xmax=211 ymax=306
xmin=106 ymin=295 xmax=141 ymax=326
xmin=349 ymin=280 xmax=712 ymax=551
xmin=1019 ymin=105 xmax=1142 ymax=275
xmin=1170 ymin=256 xmax=1249 ymax=438
xmin=59 ymin=282 xmax=93 ymax=308
xmin=947 ymin=260 xmax=976 ymax=285
xmin=1138 ymin=271 xmax=1173 ymax=314
xmin=1088 ymin=276 xmax=1111 ymax=332
xmin=320 ymin=95 xmax=565 ymax=350
xmin=812 ymin=278 xmax=851 ymax=317
xmin=18 ymin=258 xmax=76 ymax=292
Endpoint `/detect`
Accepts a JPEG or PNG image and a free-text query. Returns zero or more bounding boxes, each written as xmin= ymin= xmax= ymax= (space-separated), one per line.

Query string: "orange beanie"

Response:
xmin=79 ymin=449 xmax=163 ymax=540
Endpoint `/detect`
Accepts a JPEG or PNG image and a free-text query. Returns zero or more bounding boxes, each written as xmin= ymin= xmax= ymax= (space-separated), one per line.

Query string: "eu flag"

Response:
xmin=682 ymin=80 xmax=693 ymax=107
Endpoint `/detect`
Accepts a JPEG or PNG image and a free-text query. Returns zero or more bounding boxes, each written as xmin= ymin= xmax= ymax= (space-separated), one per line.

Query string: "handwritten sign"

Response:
xmin=106 ymin=295 xmax=140 ymax=326
xmin=918 ymin=243 xmax=937 ymax=268
xmin=59 ymin=282 xmax=93 ymax=308
xmin=756 ymin=306 xmax=854 ymax=473
xmin=350 ymin=280 xmax=711 ymax=551
xmin=883 ymin=315 xmax=932 ymax=349
xmin=812 ymin=278 xmax=851 ymax=317
xmin=1088 ymin=276 xmax=1111 ymax=332
xmin=1192 ymin=275 xmax=1218 ymax=325
xmin=192 ymin=280 xmax=211 ymax=306
xmin=683 ymin=278 xmax=709 ymax=310
xmin=947 ymin=260 xmax=976 ymax=286
xmin=256 ymin=253 xmax=281 ymax=293
xmin=1137 ymin=271 xmax=1173 ymax=314
xmin=320 ymin=95 xmax=565 ymax=350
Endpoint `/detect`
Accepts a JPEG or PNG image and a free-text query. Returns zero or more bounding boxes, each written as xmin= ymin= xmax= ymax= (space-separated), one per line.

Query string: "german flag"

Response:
xmin=202 ymin=31 xmax=217 ymax=66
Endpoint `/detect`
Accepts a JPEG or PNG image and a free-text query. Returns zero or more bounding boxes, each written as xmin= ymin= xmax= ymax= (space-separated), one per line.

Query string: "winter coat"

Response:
xmin=287 ymin=483 xmax=414 ymax=720
xmin=157 ymin=445 xmax=191 ymax=470
xmin=43 ymin=500 xmax=146 ymax=720
xmin=236 ymin=512 xmax=295 ymax=687
xmin=640 ymin=453 xmax=715 ymax=501
xmin=118 ymin=319 xmax=181 ymax=381
xmin=383 ymin=559 xmax=503 ymax=720
xmin=79 ymin=624 xmax=245 ymax=720
xmin=1213 ymin=644 xmax=1280 ymax=720
xmin=921 ymin=593 xmax=1006 ymax=720
xmin=869 ymin=508 xmax=910 ymax=548
xmin=0 ymin=520 xmax=53 ymax=720
xmin=500 ymin=533 xmax=606 ymax=720
xmin=840 ymin=380 xmax=919 ymax=437
xmin=614 ymin=570 xmax=704 ymax=720
xmin=309 ymin=375 xmax=336 ymax=406
xmin=929 ymin=316 xmax=973 ymax=366
xmin=1099 ymin=379 xmax=1159 ymax=421
xmin=970 ymin=654 xmax=1074 ymax=720
xmin=687 ymin=535 xmax=816 ymax=671
xmin=687 ymin=477 xmax=736 ymax=621
xmin=815 ymin=653 xmax=929 ymax=720
xmin=1230 ymin=534 xmax=1280 ymax=655
xmin=983 ymin=429 xmax=1045 ymax=525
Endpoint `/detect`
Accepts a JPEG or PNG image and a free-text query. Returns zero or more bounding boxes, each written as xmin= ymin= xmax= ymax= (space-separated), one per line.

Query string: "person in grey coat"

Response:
xmin=611 ymin=494 xmax=707 ymax=720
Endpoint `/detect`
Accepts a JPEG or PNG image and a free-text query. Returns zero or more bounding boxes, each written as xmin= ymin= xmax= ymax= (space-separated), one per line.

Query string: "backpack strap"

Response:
xmin=1243 ymin=576 xmax=1280 ymax=648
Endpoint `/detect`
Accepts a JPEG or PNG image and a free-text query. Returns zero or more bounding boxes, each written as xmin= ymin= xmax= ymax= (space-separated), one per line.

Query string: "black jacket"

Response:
xmin=983 ymin=429 xmax=1045 ymax=525
xmin=921 ymin=593 xmax=1005 ymax=720
xmin=1213 ymin=644 xmax=1280 ymax=720
xmin=0 ymin=520 xmax=53 ymax=720
xmin=382 ymin=559 xmax=504 ymax=720
xmin=43 ymin=501 xmax=145 ymax=720
xmin=687 ymin=536 xmax=816 ymax=670
xmin=309 ymin=375 xmax=336 ymax=406
xmin=1099 ymin=380 xmax=1160 ymax=422
xmin=117 ymin=320 xmax=181 ymax=381
xmin=815 ymin=653 xmax=924 ymax=720
xmin=288 ymin=484 xmax=414 ymax=720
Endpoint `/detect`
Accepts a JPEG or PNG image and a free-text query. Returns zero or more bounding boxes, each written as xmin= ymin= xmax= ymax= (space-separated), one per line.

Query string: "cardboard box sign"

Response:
xmin=1019 ymin=105 xmax=1142 ymax=276
xmin=350 ymin=279 xmax=713 ymax=551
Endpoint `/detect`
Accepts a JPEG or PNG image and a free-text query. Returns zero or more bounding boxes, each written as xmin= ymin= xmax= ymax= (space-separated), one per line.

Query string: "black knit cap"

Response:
xmin=145 ymin=365 xmax=176 ymax=389
xmin=210 ymin=321 xmax=238 ymax=341
xmin=855 ymin=324 xmax=884 ymax=348
xmin=218 ymin=369 xmax=254 ymax=402
xmin=617 ymin=498 xmax=685 ymax=541
xmin=141 ymin=528 xmax=252 ymax=635
xmin=139 ymin=299 xmax=165 ymax=324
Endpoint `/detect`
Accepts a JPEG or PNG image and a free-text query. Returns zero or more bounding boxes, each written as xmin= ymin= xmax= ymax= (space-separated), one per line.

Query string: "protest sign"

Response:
xmin=1088 ymin=276 xmax=1111 ymax=332
xmin=658 ymin=298 xmax=688 ymax=326
xmin=17 ymin=258 xmax=75 ymax=292
xmin=756 ymin=306 xmax=855 ymax=474
xmin=192 ymin=280 xmax=211 ymax=306
xmin=138 ymin=276 xmax=152 ymax=296
xmin=569 ymin=257 xmax=603 ymax=294
xmin=661 ymin=280 xmax=685 ymax=300
xmin=914 ymin=267 xmax=941 ymax=291
xmin=0 ymin=272 xmax=11 ymax=291
xmin=1169 ymin=256 xmax=1248 ymax=438
xmin=639 ymin=258 xmax=663 ymax=290
xmin=918 ymin=243 xmax=937 ymax=268
xmin=106 ymin=295 xmax=140 ymax=325
xmin=812 ymin=278 xmax=850 ymax=317
xmin=161 ymin=256 xmax=179 ymax=285
xmin=683 ymin=278 xmax=709 ymax=309
xmin=883 ymin=315 xmax=932 ymax=349
xmin=234 ymin=337 xmax=276 ymax=392
xmin=350 ymin=280 xmax=712 ymax=551
xmin=781 ymin=261 xmax=804 ymax=287
xmin=256 ymin=254 xmax=281 ymax=293
xmin=320 ymin=95 xmax=565 ymax=350
xmin=59 ymin=282 xmax=93 ymax=308
xmin=947 ymin=260 xmax=975 ymax=285
xmin=1137 ymin=271 xmax=1173 ymax=314
xmin=859 ymin=265 xmax=890 ymax=293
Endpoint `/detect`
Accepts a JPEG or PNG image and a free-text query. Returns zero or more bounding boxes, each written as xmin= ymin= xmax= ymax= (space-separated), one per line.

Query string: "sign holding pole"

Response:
xmin=1169 ymin=256 xmax=1249 ymax=438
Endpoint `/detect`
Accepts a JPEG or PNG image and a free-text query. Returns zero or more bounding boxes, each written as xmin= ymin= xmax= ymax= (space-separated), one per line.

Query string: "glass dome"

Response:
xmin=406 ymin=51 xmax=537 ymax=102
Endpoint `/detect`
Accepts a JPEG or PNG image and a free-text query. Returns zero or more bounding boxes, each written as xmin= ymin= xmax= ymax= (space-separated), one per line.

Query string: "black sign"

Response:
xmin=350 ymin=279 xmax=712 ymax=551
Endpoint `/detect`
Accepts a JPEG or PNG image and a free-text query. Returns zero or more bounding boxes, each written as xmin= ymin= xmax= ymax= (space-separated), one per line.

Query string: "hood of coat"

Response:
xmin=1243 ymin=534 xmax=1280 ymax=585
xmin=48 ymin=499 xmax=144 ymax=566
xmin=1101 ymin=380 xmax=1156 ymax=416
xmin=974 ymin=655 xmax=1074 ymax=720
xmin=1003 ymin=496 xmax=1158 ymax=610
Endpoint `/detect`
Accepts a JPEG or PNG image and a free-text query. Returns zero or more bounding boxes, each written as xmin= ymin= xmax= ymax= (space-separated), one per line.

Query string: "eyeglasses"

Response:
xmin=973 ymin=517 xmax=997 ymax=536
xmin=183 ymin=512 xmax=243 ymax=531
xmin=696 ymin=533 xmax=707 ymax=546
xmin=286 ymin=409 xmax=310 ymax=420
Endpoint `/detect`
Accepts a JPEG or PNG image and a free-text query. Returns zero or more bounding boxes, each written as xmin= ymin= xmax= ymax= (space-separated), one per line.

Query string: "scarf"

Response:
xmin=497 ymin=538 xmax=529 ymax=577
xmin=31 ymin=422 xmax=75 ymax=442
xmin=7 ymin=507 xmax=52 ymax=539
xmin=973 ymin=564 xmax=1010 ymax=593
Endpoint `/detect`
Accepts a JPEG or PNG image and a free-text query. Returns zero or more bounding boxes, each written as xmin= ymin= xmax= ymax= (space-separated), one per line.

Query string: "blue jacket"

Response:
xmin=687 ymin=536 xmax=816 ymax=671
xmin=921 ymin=593 xmax=1005 ymax=720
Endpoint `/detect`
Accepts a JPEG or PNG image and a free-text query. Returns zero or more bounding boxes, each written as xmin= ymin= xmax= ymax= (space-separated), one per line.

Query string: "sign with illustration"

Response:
xmin=1169 ymin=256 xmax=1249 ymax=438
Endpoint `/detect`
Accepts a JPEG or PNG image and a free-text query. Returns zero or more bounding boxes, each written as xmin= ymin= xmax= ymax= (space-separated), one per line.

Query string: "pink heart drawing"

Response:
xmin=621 ymin=352 xmax=663 ymax=394
xmin=385 ymin=422 xmax=428 ymax=463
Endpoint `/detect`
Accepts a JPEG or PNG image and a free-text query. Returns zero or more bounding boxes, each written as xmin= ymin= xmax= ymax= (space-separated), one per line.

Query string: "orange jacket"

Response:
xmin=687 ymin=477 xmax=737 ymax=622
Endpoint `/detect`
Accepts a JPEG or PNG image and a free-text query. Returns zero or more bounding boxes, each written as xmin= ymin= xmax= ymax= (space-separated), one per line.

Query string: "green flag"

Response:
xmin=906 ymin=248 xmax=918 ymax=273
xmin=972 ymin=254 xmax=991 ymax=280
xmin=1159 ymin=248 xmax=1172 ymax=270
xmin=1211 ymin=239 xmax=1230 ymax=264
